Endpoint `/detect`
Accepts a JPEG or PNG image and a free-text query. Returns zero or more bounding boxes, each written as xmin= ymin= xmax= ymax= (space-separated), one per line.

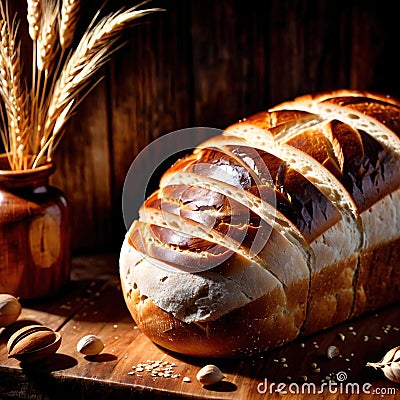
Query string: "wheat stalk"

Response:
xmin=60 ymin=0 xmax=80 ymax=50
xmin=33 ymin=3 xmax=162 ymax=167
xmin=0 ymin=9 xmax=31 ymax=170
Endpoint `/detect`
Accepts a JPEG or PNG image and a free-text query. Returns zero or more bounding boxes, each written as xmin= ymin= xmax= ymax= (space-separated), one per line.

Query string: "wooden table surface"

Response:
xmin=1 ymin=254 xmax=399 ymax=400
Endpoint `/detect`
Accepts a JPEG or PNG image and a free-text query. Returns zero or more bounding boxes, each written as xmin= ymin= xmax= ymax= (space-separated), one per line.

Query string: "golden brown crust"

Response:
xmin=122 ymin=277 xmax=307 ymax=358
xmin=120 ymin=90 xmax=400 ymax=358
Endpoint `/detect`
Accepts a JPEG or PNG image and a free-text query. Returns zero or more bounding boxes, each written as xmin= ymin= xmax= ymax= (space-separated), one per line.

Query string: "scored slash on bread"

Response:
xmin=120 ymin=90 xmax=400 ymax=357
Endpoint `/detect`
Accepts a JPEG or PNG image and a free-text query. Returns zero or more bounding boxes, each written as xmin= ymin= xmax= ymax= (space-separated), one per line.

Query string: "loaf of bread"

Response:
xmin=119 ymin=90 xmax=400 ymax=358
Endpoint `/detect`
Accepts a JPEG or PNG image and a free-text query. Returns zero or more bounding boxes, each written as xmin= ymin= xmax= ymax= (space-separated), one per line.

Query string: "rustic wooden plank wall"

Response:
xmin=6 ymin=0 xmax=400 ymax=251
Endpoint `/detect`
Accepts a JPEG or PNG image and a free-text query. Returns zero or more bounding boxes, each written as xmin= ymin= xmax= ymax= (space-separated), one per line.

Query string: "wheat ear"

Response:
xmin=37 ymin=0 xmax=58 ymax=73
xmin=27 ymin=0 xmax=42 ymax=40
xmin=60 ymin=0 xmax=80 ymax=50
xmin=0 ymin=11 xmax=30 ymax=170
xmin=32 ymin=3 xmax=163 ymax=167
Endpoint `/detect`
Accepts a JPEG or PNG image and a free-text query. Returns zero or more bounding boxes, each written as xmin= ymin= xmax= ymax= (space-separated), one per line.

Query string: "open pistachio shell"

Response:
xmin=7 ymin=324 xmax=62 ymax=362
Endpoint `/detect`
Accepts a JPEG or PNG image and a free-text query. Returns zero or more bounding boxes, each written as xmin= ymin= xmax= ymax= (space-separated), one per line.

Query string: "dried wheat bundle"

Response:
xmin=0 ymin=0 xmax=162 ymax=170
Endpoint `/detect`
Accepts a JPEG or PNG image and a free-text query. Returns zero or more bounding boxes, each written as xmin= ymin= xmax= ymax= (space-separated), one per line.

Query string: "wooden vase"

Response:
xmin=0 ymin=154 xmax=71 ymax=299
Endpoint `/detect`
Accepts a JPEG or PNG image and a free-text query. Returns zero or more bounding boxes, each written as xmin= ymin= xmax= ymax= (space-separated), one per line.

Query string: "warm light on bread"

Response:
xmin=120 ymin=90 xmax=400 ymax=357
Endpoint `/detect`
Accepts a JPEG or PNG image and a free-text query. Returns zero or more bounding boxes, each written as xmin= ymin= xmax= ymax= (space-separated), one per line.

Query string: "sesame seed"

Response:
xmin=183 ymin=377 xmax=191 ymax=383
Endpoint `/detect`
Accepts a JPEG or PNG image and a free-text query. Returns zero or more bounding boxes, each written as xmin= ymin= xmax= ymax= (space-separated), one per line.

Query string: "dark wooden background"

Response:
xmin=6 ymin=0 xmax=400 ymax=252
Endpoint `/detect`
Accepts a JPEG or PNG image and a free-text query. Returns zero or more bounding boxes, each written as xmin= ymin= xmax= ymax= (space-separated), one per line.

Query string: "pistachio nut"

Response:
xmin=76 ymin=334 xmax=104 ymax=356
xmin=0 ymin=294 xmax=21 ymax=327
xmin=7 ymin=324 xmax=62 ymax=362
xmin=196 ymin=364 xmax=225 ymax=386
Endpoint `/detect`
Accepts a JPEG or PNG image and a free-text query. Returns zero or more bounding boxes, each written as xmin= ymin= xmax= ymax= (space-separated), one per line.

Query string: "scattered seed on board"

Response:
xmin=183 ymin=377 xmax=191 ymax=383
xmin=337 ymin=333 xmax=346 ymax=341
xmin=128 ymin=360 xmax=179 ymax=379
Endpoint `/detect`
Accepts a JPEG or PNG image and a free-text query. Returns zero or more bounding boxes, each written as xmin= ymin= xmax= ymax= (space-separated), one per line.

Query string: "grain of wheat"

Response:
xmin=27 ymin=0 xmax=42 ymax=41
xmin=60 ymin=0 xmax=80 ymax=49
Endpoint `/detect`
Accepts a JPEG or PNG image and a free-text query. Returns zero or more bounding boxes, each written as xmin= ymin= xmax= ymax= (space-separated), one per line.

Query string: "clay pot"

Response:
xmin=0 ymin=154 xmax=71 ymax=299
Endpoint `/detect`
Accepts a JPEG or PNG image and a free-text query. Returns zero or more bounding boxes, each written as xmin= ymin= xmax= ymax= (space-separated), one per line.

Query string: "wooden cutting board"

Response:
xmin=0 ymin=254 xmax=399 ymax=399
